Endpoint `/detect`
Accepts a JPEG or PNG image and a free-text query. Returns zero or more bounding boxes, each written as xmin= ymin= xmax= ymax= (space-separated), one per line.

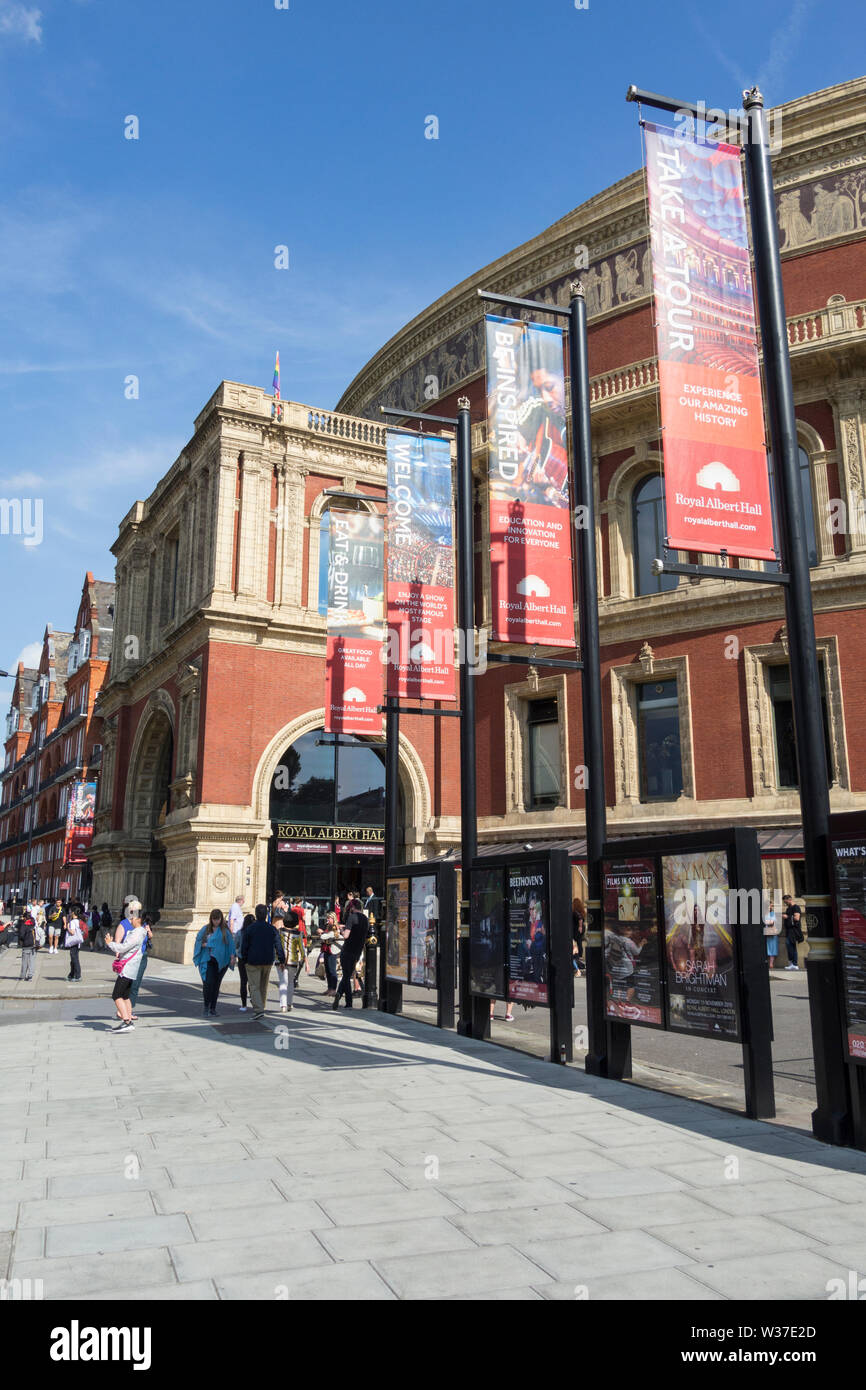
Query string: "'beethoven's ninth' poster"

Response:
xmin=485 ymin=315 xmax=575 ymax=646
xmin=325 ymin=508 xmax=385 ymax=735
xmin=386 ymin=429 xmax=456 ymax=701
xmin=645 ymin=123 xmax=774 ymax=561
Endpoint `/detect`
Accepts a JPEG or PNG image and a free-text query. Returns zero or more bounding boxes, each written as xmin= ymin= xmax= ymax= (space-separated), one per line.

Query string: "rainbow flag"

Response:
xmin=272 ymin=351 xmax=280 ymax=401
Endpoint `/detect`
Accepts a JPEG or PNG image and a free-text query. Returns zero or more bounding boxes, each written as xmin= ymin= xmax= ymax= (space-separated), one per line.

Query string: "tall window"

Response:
xmin=766 ymin=448 xmax=818 ymax=571
xmin=633 ymin=475 xmax=677 ymax=596
xmin=527 ymin=699 xmax=560 ymax=809
xmin=769 ymin=663 xmax=832 ymax=789
xmin=638 ymin=680 xmax=683 ymax=802
xmin=317 ymin=498 xmax=367 ymax=615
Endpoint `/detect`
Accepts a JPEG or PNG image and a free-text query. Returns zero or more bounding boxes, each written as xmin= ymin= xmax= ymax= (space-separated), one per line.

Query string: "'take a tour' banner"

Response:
xmin=325 ymin=509 xmax=385 ymax=734
xmin=485 ymin=315 xmax=575 ymax=647
xmin=645 ymin=123 xmax=775 ymax=561
xmin=386 ymin=429 xmax=456 ymax=701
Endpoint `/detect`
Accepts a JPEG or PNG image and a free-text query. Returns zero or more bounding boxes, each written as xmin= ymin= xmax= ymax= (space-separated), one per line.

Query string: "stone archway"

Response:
xmin=122 ymin=694 xmax=176 ymax=912
xmin=250 ymin=709 xmax=432 ymax=900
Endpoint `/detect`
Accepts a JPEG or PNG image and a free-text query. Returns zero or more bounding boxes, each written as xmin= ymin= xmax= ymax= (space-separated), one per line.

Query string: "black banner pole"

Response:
xmin=455 ymin=396 xmax=484 ymax=1038
xmin=569 ymin=282 xmax=631 ymax=1079
xmin=743 ymin=87 xmax=851 ymax=1144
xmin=380 ymin=695 xmax=402 ymax=1014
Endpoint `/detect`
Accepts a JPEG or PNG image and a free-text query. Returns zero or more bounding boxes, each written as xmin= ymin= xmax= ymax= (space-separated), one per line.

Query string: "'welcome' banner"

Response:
xmin=325 ymin=509 xmax=384 ymax=734
xmin=386 ymin=429 xmax=456 ymax=701
xmin=645 ymin=123 xmax=774 ymax=561
xmin=485 ymin=315 xmax=575 ymax=646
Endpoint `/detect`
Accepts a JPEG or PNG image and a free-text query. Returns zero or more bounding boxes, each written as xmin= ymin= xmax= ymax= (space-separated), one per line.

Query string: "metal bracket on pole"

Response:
xmin=478 ymin=288 xmax=571 ymax=320
xmin=652 ymin=557 xmax=790 ymax=586
xmin=375 ymin=706 xmax=463 ymax=718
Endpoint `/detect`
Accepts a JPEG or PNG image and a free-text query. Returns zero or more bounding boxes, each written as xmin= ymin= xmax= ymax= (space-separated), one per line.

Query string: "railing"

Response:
xmin=204 ymin=382 xmax=388 ymax=449
xmin=470 ymin=297 xmax=866 ymax=447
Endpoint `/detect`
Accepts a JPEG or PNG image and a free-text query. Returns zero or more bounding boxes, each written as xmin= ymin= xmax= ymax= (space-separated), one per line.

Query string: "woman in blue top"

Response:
xmin=194 ymin=909 xmax=237 ymax=1018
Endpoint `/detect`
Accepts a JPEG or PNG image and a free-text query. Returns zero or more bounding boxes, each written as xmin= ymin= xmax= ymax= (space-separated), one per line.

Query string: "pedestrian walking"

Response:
xmin=237 ymin=904 xmax=286 ymax=1020
xmin=318 ymin=911 xmax=340 ymax=996
xmin=572 ymin=896 xmax=586 ymax=977
xmin=89 ymin=903 xmax=101 ymax=950
xmin=782 ymin=894 xmax=804 ymax=970
xmin=64 ymin=908 xmax=85 ymax=981
xmin=235 ymin=912 xmax=254 ymax=1011
xmin=105 ymin=902 xmax=145 ymax=1032
xmin=277 ymin=907 xmax=306 ymax=1012
xmin=45 ymin=897 xmax=65 ymax=954
xmin=17 ymin=909 xmax=37 ymax=981
xmin=100 ymin=902 xmax=113 ymax=945
xmin=228 ymin=895 xmax=245 ymax=936
xmin=194 ymin=909 xmax=237 ymax=1018
xmin=362 ymin=885 xmax=381 ymax=924
xmin=332 ymin=893 xmax=368 ymax=1010
xmin=764 ymin=903 xmax=780 ymax=969
xmin=128 ymin=912 xmax=154 ymax=1013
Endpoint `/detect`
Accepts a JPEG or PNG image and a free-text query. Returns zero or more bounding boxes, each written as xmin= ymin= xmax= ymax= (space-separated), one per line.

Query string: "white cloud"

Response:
xmin=0 ymin=3 xmax=42 ymax=43
xmin=15 ymin=640 xmax=41 ymax=668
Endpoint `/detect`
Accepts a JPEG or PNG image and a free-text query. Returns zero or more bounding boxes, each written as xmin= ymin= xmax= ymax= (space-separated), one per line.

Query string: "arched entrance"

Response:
xmin=124 ymin=702 xmax=174 ymax=912
xmin=266 ymin=727 xmax=400 ymax=916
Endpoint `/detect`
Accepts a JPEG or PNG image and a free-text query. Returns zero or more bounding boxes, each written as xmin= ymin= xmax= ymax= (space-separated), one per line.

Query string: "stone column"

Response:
xmin=831 ymin=389 xmax=866 ymax=555
xmin=237 ymin=450 xmax=267 ymax=599
xmin=213 ymin=450 xmax=241 ymax=593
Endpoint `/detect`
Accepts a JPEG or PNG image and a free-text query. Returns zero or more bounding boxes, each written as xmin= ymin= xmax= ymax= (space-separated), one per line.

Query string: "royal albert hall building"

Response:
xmin=90 ymin=78 xmax=866 ymax=961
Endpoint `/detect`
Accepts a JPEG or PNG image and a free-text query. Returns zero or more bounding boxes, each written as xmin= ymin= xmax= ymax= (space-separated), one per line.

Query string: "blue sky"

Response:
xmin=0 ymin=0 xmax=857 ymax=696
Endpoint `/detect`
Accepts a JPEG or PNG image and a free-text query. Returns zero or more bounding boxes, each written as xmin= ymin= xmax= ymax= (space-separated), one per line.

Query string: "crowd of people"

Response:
xmin=0 ymin=885 xmax=380 ymax=1034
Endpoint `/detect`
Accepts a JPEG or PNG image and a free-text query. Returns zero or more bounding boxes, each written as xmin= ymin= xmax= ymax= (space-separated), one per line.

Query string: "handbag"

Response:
xmin=112 ymin=951 xmax=137 ymax=975
xmin=315 ymin=958 xmax=326 ymax=981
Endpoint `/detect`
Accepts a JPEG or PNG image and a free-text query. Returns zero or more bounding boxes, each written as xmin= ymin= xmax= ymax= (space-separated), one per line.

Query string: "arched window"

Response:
xmin=270 ymin=729 xmax=386 ymax=826
xmin=766 ymin=447 xmax=818 ymax=570
xmin=316 ymin=497 xmax=367 ymax=615
xmin=632 ymin=474 xmax=677 ymax=596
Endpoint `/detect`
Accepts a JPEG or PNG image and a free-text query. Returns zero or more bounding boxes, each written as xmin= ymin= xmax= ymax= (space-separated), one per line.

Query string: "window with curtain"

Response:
xmin=638 ymin=680 xmax=683 ymax=802
xmin=526 ymin=698 xmax=561 ymax=809
xmin=633 ymin=474 xmax=677 ymax=596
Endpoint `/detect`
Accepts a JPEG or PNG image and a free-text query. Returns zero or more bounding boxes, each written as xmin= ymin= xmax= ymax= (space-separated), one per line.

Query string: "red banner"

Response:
xmin=645 ymin=123 xmax=774 ymax=561
xmin=324 ymin=509 xmax=384 ymax=734
xmin=386 ymin=430 xmax=456 ymax=700
xmin=485 ymin=315 xmax=575 ymax=646
xmin=64 ymin=780 xmax=97 ymax=863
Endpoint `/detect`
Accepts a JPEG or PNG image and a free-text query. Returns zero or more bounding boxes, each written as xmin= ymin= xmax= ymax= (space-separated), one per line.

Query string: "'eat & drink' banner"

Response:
xmin=485 ymin=315 xmax=575 ymax=646
xmin=645 ymin=123 xmax=775 ymax=561
xmin=386 ymin=429 xmax=456 ymax=701
xmin=325 ymin=509 xmax=384 ymax=734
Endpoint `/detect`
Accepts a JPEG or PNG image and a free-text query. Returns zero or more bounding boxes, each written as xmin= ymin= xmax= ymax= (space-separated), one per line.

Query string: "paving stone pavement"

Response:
xmin=2 ymin=971 xmax=866 ymax=1301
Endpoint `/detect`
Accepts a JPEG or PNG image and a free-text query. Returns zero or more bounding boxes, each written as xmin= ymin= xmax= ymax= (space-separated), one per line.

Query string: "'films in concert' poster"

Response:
xmin=602 ymin=858 xmax=663 ymax=1026
xmin=662 ymin=850 xmax=741 ymax=1040
xmin=507 ymin=864 xmax=549 ymax=1005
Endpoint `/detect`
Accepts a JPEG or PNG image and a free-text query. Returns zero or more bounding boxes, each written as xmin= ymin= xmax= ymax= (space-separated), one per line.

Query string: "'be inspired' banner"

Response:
xmin=645 ymin=123 xmax=775 ymax=561
xmin=485 ymin=316 xmax=575 ymax=646
xmin=325 ymin=509 xmax=385 ymax=734
xmin=386 ymin=430 xmax=456 ymax=701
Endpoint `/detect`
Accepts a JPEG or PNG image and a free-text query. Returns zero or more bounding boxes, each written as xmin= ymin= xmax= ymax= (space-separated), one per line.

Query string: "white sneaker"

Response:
xmin=239 ymin=1005 xmax=248 ymax=1012
xmin=785 ymin=963 xmax=799 ymax=970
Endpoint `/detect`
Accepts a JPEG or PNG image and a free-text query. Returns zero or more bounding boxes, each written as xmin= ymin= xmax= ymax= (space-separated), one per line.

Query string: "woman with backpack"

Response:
xmin=193 ymin=908 xmax=237 ymax=1018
